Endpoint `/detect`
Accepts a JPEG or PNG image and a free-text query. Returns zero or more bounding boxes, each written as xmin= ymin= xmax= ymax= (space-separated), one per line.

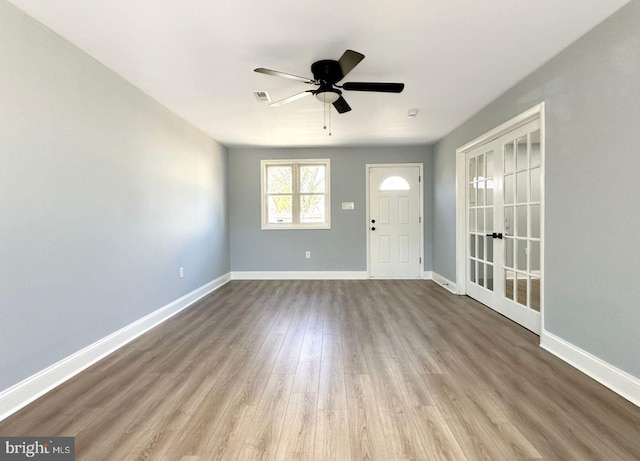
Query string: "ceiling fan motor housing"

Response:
xmin=311 ymin=60 xmax=345 ymax=84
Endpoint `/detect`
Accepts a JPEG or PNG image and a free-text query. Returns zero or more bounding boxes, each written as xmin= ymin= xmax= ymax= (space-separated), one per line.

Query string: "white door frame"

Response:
xmin=455 ymin=103 xmax=545 ymax=324
xmin=366 ymin=163 xmax=424 ymax=279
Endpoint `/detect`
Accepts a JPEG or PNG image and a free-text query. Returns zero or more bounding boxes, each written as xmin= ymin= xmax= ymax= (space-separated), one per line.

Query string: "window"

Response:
xmin=261 ymin=159 xmax=331 ymax=229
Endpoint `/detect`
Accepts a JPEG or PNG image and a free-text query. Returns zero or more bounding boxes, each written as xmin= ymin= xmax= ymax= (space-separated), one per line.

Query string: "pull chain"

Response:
xmin=321 ymin=94 xmax=331 ymax=136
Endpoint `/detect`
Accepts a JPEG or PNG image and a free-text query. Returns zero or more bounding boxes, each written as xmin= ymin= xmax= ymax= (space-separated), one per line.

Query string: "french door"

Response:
xmin=465 ymin=118 xmax=543 ymax=334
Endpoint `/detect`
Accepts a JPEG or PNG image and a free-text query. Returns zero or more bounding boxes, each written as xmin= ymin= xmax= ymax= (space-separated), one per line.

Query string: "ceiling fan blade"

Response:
xmin=332 ymin=96 xmax=352 ymax=114
xmin=338 ymin=50 xmax=365 ymax=78
xmin=269 ymin=90 xmax=314 ymax=107
xmin=254 ymin=68 xmax=315 ymax=84
xmin=342 ymin=82 xmax=405 ymax=93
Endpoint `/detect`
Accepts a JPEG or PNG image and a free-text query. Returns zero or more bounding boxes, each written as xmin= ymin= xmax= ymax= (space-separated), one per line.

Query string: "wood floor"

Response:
xmin=2 ymin=280 xmax=640 ymax=460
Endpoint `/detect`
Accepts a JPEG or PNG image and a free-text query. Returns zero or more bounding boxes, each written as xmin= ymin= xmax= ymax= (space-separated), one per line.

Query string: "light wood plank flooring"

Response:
xmin=1 ymin=280 xmax=640 ymax=460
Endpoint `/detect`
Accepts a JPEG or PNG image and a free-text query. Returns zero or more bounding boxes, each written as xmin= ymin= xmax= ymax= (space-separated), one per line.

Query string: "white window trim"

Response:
xmin=261 ymin=158 xmax=331 ymax=230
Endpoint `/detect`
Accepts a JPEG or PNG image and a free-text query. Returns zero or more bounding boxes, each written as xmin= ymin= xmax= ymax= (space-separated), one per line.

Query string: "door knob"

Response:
xmin=371 ymin=227 xmax=376 ymax=231
xmin=371 ymin=219 xmax=376 ymax=223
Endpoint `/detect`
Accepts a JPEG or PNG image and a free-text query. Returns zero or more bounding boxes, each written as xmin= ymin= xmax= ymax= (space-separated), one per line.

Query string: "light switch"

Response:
xmin=341 ymin=202 xmax=355 ymax=210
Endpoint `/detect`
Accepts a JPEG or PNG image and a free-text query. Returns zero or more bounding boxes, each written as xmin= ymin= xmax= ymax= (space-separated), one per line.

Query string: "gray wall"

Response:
xmin=433 ymin=0 xmax=640 ymax=377
xmin=229 ymin=146 xmax=433 ymax=272
xmin=0 ymin=0 xmax=230 ymax=391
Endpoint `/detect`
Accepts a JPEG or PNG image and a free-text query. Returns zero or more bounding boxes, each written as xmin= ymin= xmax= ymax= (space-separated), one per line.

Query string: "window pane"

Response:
xmin=267 ymin=166 xmax=292 ymax=194
xmin=300 ymin=194 xmax=325 ymax=223
xmin=300 ymin=165 xmax=325 ymax=193
xmin=267 ymin=195 xmax=292 ymax=223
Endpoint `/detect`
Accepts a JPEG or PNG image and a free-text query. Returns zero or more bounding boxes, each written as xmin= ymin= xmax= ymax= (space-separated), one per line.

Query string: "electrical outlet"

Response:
xmin=305 ymin=251 xmax=311 ymax=259
xmin=179 ymin=267 xmax=184 ymax=279
xmin=341 ymin=201 xmax=355 ymax=210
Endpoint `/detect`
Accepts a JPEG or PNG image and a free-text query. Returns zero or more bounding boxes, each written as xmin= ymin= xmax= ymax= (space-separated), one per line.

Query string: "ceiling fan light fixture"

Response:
xmin=315 ymin=88 xmax=341 ymax=104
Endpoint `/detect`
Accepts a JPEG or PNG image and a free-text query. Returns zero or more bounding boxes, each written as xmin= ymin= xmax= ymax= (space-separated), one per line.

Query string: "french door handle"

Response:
xmin=485 ymin=232 xmax=503 ymax=239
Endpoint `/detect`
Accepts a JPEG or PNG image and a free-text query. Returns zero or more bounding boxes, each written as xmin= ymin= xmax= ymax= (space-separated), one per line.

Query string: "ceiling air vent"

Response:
xmin=253 ymin=91 xmax=271 ymax=103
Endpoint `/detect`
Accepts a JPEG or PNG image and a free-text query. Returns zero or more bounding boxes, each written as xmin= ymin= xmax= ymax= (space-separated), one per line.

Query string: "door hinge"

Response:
xmin=419 ymin=257 xmax=422 ymax=264
xmin=419 ymin=216 xmax=422 ymax=224
xmin=419 ymin=175 xmax=421 ymax=182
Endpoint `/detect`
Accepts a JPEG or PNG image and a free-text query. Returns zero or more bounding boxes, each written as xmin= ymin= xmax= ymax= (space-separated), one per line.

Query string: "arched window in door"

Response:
xmin=379 ymin=175 xmax=410 ymax=191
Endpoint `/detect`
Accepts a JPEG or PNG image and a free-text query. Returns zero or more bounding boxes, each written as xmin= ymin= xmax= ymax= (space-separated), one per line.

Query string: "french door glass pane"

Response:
xmin=531 ymin=277 xmax=541 ymax=311
xmin=516 ymin=206 xmax=527 ymax=237
xmin=516 ymin=272 xmax=528 ymax=306
xmin=516 ymin=171 xmax=527 ymax=203
xmin=504 ymin=142 xmax=515 ymax=173
xmin=504 ymin=206 xmax=514 ymax=236
xmin=504 ymin=175 xmax=514 ymax=204
xmin=486 ymin=151 xmax=494 ymax=177
xmin=477 ymin=155 xmax=485 ymax=178
xmin=516 ymin=240 xmax=527 ymax=271
xmin=531 ymin=167 xmax=541 ymax=202
xmin=531 ymin=205 xmax=541 ymax=238
xmin=505 ymin=270 xmax=514 ymax=300
xmin=516 ymin=137 xmax=528 ymax=170
xmin=477 ymin=183 xmax=485 ymax=205
xmin=505 ymin=237 xmax=514 ymax=267
xmin=530 ymin=240 xmax=541 ymax=272
xmin=486 ymin=237 xmax=494 ymax=263
xmin=531 ymin=131 xmax=541 ymax=166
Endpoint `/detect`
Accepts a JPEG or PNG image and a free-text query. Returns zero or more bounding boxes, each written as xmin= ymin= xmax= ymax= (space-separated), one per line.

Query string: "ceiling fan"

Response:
xmin=254 ymin=50 xmax=405 ymax=114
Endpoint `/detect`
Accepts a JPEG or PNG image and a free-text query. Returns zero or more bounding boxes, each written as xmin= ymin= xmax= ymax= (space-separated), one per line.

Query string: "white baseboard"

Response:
xmin=0 ymin=272 xmax=231 ymax=422
xmin=231 ymin=271 xmax=368 ymax=280
xmin=541 ymin=330 xmax=640 ymax=408
xmin=432 ymin=272 xmax=458 ymax=294
xmin=421 ymin=270 xmax=433 ymax=280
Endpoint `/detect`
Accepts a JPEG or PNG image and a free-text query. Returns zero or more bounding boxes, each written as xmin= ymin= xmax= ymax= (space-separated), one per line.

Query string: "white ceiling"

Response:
xmin=9 ymin=0 xmax=630 ymax=147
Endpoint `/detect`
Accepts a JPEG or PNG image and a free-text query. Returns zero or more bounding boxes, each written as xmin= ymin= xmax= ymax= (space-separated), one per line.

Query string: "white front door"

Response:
xmin=368 ymin=165 xmax=422 ymax=278
xmin=465 ymin=118 xmax=543 ymax=334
